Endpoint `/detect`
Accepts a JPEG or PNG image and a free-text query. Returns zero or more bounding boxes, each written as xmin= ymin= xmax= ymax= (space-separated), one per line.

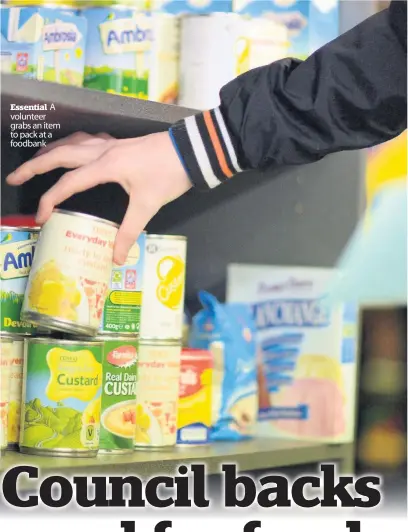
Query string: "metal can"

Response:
xmin=97 ymin=334 xmax=138 ymax=454
xmin=140 ymin=234 xmax=187 ymax=340
xmin=82 ymin=7 xmax=179 ymax=103
xmin=176 ymin=348 xmax=213 ymax=446
xmin=99 ymin=232 xmax=146 ymax=336
xmin=178 ymin=13 xmax=288 ymax=110
xmin=134 ymin=339 xmax=181 ymax=449
xmin=19 ymin=337 xmax=103 ymax=457
xmin=1 ymin=226 xmax=41 ymax=335
xmin=0 ymin=333 xmax=13 ymax=455
xmin=7 ymin=334 xmax=25 ymax=450
xmin=21 ymin=209 xmax=119 ymax=336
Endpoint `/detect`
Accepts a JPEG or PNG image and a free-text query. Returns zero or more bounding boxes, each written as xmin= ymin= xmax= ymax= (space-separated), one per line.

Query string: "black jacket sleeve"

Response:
xmin=169 ymin=0 xmax=407 ymax=190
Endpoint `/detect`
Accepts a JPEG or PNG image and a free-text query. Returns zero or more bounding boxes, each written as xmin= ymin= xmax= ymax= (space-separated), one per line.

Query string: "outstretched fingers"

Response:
xmin=113 ymin=194 xmax=160 ymax=265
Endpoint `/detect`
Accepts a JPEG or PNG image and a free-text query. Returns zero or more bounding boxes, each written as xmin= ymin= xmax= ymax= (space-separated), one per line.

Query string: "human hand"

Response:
xmin=6 ymin=131 xmax=192 ymax=265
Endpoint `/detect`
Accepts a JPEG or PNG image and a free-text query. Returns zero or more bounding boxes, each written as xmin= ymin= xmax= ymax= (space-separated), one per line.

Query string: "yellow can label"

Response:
xmin=7 ymin=339 xmax=24 ymax=446
xmin=0 ymin=338 xmax=12 ymax=450
xmin=134 ymin=342 xmax=181 ymax=447
xmin=23 ymin=211 xmax=117 ymax=331
xmin=140 ymin=237 xmax=187 ymax=338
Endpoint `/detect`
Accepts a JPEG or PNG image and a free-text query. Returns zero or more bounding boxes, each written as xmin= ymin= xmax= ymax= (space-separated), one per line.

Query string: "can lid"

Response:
xmin=53 ymin=208 xmax=120 ymax=229
xmin=75 ymin=333 xmax=139 ymax=342
xmin=0 ymin=332 xmax=26 ymax=340
xmin=147 ymin=234 xmax=187 ymax=241
xmin=139 ymin=338 xmax=182 ymax=346
xmin=95 ymin=334 xmax=139 ymax=341
xmin=0 ymin=332 xmax=15 ymax=341
xmin=26 ymin=336 xmax=103 ymax=347
xmin=1 ymin=225 xmax=41 ymax=232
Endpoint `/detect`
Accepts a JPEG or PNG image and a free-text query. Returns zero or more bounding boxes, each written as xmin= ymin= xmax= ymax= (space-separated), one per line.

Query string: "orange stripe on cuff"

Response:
xmin=203 ymin=111 xmax=233 ymax=178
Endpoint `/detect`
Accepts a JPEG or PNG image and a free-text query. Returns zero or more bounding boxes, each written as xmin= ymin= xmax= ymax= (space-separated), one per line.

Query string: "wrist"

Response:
xmin=169 ymin=107 xmax=242 ymax=191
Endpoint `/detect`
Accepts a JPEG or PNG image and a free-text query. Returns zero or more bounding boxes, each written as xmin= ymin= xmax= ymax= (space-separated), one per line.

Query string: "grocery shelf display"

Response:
xmin=0 ymin=1 xmax=405 ymax=515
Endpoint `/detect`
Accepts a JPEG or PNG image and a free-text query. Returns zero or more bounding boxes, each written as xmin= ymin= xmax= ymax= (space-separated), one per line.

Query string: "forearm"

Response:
xmin=169 ymin=1 xmax=407 ymax=191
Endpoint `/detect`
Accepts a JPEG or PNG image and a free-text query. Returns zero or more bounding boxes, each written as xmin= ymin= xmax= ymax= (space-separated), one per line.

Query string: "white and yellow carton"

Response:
xmin=233 ymin=0 xmax=339 ymax=60
xmin=151 ymin=0 xmax=233 ymax=14
xmin=82 ymin=6 xmax=179 ymax=103
xmin=0 ymin=6 xmax=87 ymax=86
xmin=227 ymin=264 xmax=359 ymax=443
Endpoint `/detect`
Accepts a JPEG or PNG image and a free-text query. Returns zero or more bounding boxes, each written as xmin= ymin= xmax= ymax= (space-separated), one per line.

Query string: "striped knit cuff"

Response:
xmin=169 ymin=107 xmax=243 ymax=191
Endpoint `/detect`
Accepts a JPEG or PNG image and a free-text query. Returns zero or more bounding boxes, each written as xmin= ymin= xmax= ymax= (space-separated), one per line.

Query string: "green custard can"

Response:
xmin=1 ymin=226 xmax=41 ymax=335
xmin=19 ymin=337 xmax=103 ymax=457
xmin=97 ymin=334 xmax=138 ymax=454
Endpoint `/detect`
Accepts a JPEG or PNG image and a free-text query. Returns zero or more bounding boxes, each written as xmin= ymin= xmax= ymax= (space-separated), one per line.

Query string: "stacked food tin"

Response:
xmin=136 ymin=234 xmax=187 ymax=450
xmin=14 ymin=210 xmax=120 ymax=458
xmin=0 ymin=225 xmax=41 ymax=453
xmin=74 ymin=229 xmax=147 ymax=456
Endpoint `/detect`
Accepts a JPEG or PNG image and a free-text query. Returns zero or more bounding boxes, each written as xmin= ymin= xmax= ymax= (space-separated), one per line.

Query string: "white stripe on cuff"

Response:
xmin=185 ymin=116 xmax=222 ymax=189
xmin=214 ymin=107 xmax=242 ymax=173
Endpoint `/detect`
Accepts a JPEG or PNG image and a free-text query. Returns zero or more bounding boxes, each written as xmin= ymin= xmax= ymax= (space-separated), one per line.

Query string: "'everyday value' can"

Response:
xmin=19 ymin=337 xmax=103 ymax=457
xmin=7 ymin=334 xmax=24 ymax=450
xmin=0 ymin=333 xmax=13 ymax=454
xmin=98 ymin=334 xmax=138 ymax=454
xmin=21 ymin=209 xmax=118 ymax=336
xmin=99 ymin=232 xmax=145 ymax=335
xmin=134 ymin=339 xmax=181 ymax=449
xmin=82 ymin=7 xmax=180 ymax=103
xmin=140 ymin=235 xmax=187 ymax=340
xmin=1 ymin=226 xmax=40 ymax=335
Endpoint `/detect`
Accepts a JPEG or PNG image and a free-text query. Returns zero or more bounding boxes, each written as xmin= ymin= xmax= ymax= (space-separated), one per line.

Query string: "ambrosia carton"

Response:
xmin=82 ymin=7 xmax=179 ymax=103
xmin=151 ymin=0 xmax=232 ymax=14
xmin=0 ymin=6 xmax=87 ymax=86
xmin=227 ymin=264 xmax=359 ymax=443
xmin=233 ymin=0 xmax=339 ymax=59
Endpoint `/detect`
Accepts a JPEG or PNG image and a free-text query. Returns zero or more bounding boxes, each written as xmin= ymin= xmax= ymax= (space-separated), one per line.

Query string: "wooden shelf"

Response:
xmin=1 ymin=74 xmax=196 ymax=138
xmin=0 ymin=438 xmax=355 ymax=481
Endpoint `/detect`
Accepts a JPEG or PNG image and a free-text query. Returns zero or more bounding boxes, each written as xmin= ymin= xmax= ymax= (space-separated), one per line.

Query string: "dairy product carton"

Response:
xmin=233 ymin=0 xmax=339 ymax=59
xmin=0 ymin=6 xmax=87 ymax=86
xmin=151 ymin=0 xmax=232 ymax=14
xmin=0 ymin=34 xmax=36 ymax=77
xmin=227 ymin=264 xmax=359 ymax=443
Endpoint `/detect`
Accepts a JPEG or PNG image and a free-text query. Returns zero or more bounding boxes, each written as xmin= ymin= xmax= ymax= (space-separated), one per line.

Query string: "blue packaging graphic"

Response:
xmin=233 ymin=0 xmax=339 ymax=59
xmin=151 ymin=0 xmax=232 ymax=14
xmin=189 ymin=291 xmax=258 ymax=441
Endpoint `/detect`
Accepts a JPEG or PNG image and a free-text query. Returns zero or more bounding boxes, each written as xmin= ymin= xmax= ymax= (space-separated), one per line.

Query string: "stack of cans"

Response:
xmin=0 ymin=225 xmax=41 ymax=455
xmin=1 ymin=211 xmax=187 ymax=458
xmin=136 ymin=234 xmax=187 ymax=450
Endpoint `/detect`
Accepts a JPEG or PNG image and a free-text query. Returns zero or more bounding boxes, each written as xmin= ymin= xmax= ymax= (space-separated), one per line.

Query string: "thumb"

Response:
xmin=113 ymin=195 xmax=159 ymax=265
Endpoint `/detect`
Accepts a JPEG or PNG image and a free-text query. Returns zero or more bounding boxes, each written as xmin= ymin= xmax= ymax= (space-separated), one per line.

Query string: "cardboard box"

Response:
xmin=227 ymin=264 xmax=359 ymax=443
